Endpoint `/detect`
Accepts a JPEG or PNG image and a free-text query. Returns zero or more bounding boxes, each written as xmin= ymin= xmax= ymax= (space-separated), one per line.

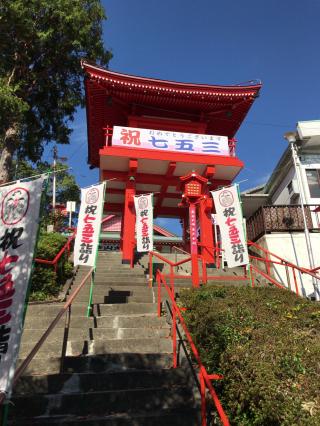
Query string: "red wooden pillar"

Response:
xmin=119 ymin=213 xmax=125 ymax=251
xmin=199 ymin=197 xmax=215 ymax=266
xmin=121 ymin=178 xmax=136 ymax=265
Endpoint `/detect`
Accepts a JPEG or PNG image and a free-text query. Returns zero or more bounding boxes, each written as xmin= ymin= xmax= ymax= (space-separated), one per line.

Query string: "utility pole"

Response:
xmin=284 ymin=132 xmax=319 ymax=301
xmin=52 ymin=146 xmax=57 ymax=211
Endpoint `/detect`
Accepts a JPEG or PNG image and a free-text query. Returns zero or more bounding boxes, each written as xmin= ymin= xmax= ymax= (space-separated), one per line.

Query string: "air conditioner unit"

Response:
xmin=288 ymin=179 xmax=300 ymax=198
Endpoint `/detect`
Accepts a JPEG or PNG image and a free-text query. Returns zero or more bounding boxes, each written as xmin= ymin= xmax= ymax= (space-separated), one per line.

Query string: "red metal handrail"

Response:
xmin=248 ymin=240 xmax=320 ymax=282
xmin=35 ymin=232 xmax=76 ymax=273
xmin=0 ymin=267 xmax=94 ymax=406
xmin=149 ymin=251 xmax=192 ymax=290
xmin=247 ymin=240 xmax=320 ymax=297
xmin=156 ymin=271 xmax=230 ymax=426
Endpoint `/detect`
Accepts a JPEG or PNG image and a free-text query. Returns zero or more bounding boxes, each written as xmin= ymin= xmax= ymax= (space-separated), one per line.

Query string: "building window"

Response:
xmin=306 ymin=169 xmax=320 ymax=198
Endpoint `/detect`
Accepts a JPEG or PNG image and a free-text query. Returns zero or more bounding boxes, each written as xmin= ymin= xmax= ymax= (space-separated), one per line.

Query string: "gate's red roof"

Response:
xmin=82 ymin=62 xmax=261 ymax=167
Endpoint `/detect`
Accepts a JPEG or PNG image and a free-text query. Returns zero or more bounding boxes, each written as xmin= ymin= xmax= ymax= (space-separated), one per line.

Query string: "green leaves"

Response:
xmin=0 ymin=0 xmax=112 ymax=180
xmin=180 ymin=286 xmax=320 ymax=425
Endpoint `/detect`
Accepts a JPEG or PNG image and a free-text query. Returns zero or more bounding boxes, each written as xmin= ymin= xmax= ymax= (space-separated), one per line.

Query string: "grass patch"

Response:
xmin=180 ymin=286 xmax=320 ymax=425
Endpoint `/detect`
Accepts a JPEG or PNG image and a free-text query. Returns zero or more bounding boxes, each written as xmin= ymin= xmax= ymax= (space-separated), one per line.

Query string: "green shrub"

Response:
xmin=35 ymin=232 xmax=67 ymax=260
xmin=180 ymin=286 xmax=320 ymax=425
xmin=30 ymin=232 xmax=74 ymax=301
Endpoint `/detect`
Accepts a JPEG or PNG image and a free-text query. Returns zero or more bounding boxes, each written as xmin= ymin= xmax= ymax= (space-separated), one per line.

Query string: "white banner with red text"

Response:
xmin=134 ymin=194 xmax=153 ymax=252
xmin=112 ymin=126 xmax=230 ymax=156
xmin=211 ymin=185 xmax=249 ymax=268
xmin=0 ymin=176 xmax=44 ymax=398
xmin=74 ymin=183 xmax=105 ymax=266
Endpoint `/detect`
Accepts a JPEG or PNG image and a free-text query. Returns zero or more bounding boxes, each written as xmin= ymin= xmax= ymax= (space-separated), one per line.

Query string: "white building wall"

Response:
xmin=255 ymin=233 xmax=320 ymax=298
xmin=271 ymin=166 xmax=296 ymax=205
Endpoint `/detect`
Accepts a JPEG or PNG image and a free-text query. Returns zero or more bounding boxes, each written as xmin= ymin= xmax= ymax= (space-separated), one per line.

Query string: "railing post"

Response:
xmin=200 ymin=371 xmax=207 ymax=426
xmin=266 ymin=252 xmax=271 ymax=275
xmin=202 ymin=256 xmax=207 ymax=285
xmin=250 ymin=264 xmax=255 ymax=288
xmin=292 ymin=267 xmax=299 ymax=296
xmin=285 ymin=264 xmax=291 ymax=291
xmin=157 ymin=274 xmax=161 ymax=318
xmin=170 ymin=264 xmax=174 ymax=294
xmin=172 ymin=303 xmax=177 ymax=369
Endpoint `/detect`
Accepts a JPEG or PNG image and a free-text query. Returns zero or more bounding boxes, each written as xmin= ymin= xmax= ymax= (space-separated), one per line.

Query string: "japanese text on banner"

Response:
xmin=134 ymin=194 xmax=153 ymax=253
xmin=211 ymin=186 xmax=249 ymax=268
xmin=112 ymin=126 xmax=230 ymax=157
xmin=74 ymin=183 xmax=105 ymax=267
xmin=0 ymin=177 xmax=44 ymax=399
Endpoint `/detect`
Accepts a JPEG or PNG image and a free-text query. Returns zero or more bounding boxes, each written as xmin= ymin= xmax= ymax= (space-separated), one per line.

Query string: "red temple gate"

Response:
xmin=82 ymin=62 xmax=261 ymax=267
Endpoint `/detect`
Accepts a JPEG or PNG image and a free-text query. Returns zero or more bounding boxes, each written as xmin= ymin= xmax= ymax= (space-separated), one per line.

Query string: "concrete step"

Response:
xmin=92 ymin=303 xmax=157 ymax=316
xmin=21 ymin=326 xmax=170 ymax=345
xmin=76 ymin=293 xmax=153 ymax=304
xmin=206 ymin=279 xmax=251 ymax=287
xmin=67 ymin=337 xmax=172 ymax=356
xmin=10 ymin=386 xmax=195 ymax=418
xmin=19 ymin=336 xmax=172 ymax=358
xmin=17 ymin=353 xmax=173 ymax=376
xmin=26 ymin=304 xmax=65 ymax=316
xmin=95 ymin=314 xmax=168 ymax=329
xmin=26 ymin=303 xmax=157 ymax=318
xmin=77 ymin=269 xmax=146 ymax=276
xmin=23 ymin=314 xmax=168 ymax=331
xmin=76 ymin=276 xmax=147 ymax=283
xmin=92 ymin=327 xmax=170 ymax=340
xmin=9 ymin=408 xmax=200 ymax=425
xmin=18 ymin=339 xmax=64 ymax=359
xmin=23 ymin=315 xmax=93 ymax=330
xmin=14 ymin=369 xmax=187 ymax=395
xmin=63 ymin=353 xmax=174 ymax=373
xmin=76 ymin=280 xmax=149 ymax=287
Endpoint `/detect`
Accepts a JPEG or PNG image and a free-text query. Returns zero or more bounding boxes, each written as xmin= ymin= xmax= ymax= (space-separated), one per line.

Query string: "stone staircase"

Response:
xmin=8 ymin=251 xmax=200 ymax=425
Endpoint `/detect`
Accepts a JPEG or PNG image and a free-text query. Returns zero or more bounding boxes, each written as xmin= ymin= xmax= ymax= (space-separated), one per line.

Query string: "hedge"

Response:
xmin=180 ymin=286 xmax=320 ymax=425
xmin=30 ymin=232 xmax=74 ymax=301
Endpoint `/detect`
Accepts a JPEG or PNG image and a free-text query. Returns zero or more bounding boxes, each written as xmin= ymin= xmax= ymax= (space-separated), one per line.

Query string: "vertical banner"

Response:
xmin=74 ymin=183 xmax=105 ymax=266
xmin=211 ymin=185 xmax=249 ymax=268
xmin=134 ymin=194 xmax=153 ymax=252
xmin=0 ymin=176 xmax=44 ymax=398
xmin=189 ymin=204 xmax=198 ymax=254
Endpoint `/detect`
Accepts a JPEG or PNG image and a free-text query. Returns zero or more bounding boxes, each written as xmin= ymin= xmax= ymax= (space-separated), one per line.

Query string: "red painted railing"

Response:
xmin=149 ymin=251 xmax=192 ymax=288
xmin=35 ymin=232 xmax=76 ymax=273
xmin=247 ymin=240 xmax=320 ymax=297
xmin=0 ymin=267 xmax=94 ymax=407
xmin=156 ymin=271 xmax=230 ymax=426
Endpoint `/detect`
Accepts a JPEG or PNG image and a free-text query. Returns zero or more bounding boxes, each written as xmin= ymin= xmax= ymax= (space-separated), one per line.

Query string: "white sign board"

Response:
xmin=0 ymin=177 xmax=44 ymax=398
xmin=66 ymin=201 xmax=76 ymax=212
xmin=112 ymin=126 xmax=230 ymax=156
xmin=134 ymin=194 xmax=153 ymax=252
xmin=211 ymin=185 xmax=249 ymax=268
xmin=74 ymin=183 xmax=105 ymax=266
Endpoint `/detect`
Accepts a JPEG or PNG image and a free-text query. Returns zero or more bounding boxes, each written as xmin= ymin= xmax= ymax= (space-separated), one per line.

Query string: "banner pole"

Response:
xmin=86 ymin=182 xmax=106 ymax=317
xmin=0 ymin=176 xmax=49 ymax=426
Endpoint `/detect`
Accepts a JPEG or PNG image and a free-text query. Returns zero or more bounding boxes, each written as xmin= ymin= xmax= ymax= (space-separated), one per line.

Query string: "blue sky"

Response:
xmin=52 ymin=0 xmax=320 ymax=234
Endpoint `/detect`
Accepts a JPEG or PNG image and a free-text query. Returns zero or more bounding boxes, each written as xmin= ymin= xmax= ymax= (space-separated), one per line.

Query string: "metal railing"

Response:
xmin=148 ymin=251 xmax=192 ymax=288
xmin=247 ymin=240 xmax=320 ymax=297
xmin=156 ymin=271 xmax=230 ymax=426
xmin=35 ymin=232 xmax=76 ymax=274
xmin=246 ymin=204 xmax=320 ymax=242
xmin=0 ymin=267 xmax=94 ymax=408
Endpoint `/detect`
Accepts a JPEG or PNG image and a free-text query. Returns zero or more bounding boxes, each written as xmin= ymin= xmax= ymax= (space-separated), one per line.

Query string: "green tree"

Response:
xmin=0 ymin=0 xmax=112 ymax=183
xmin=11 ymin=159 xmax=80 ymax=206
